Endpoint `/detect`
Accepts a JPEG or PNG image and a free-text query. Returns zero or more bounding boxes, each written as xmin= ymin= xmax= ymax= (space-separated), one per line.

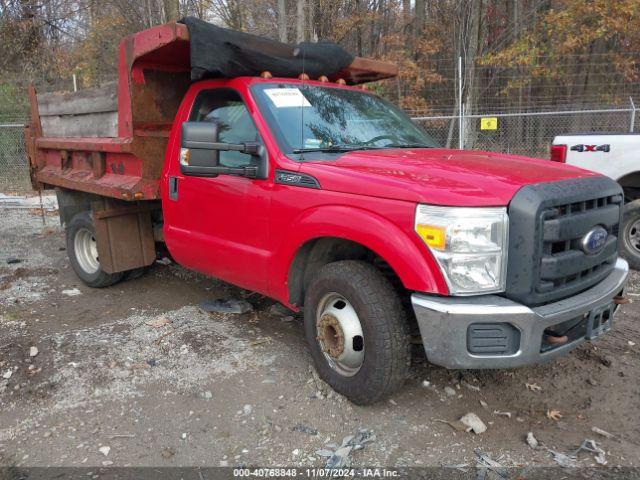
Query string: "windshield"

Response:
xmin=251 ymin=83 xmax=438 ymax=157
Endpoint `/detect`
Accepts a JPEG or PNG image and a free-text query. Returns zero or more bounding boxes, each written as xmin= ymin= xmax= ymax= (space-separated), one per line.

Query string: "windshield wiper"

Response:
xmin=292 ymin=144 xmax=375 ymax=154
xmin=381 ymin=143 xmax=434 ymax=149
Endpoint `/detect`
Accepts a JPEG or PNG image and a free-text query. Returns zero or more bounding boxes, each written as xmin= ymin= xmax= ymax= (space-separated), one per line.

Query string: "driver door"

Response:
xmin=164 ymin=87 xmax=272 ymax=294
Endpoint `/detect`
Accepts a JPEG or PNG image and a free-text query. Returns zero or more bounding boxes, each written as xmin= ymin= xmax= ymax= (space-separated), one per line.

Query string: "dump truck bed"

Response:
xmin=25 ymin=22 xmax=398 ymax=201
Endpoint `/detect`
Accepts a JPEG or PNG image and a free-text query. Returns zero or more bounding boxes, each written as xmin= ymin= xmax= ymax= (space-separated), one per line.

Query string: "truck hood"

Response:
xmin=299 ymin=148 xmax=597 ymax=206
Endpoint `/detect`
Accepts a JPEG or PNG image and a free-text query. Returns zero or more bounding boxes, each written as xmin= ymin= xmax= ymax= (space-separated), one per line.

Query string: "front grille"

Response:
xmin=506 ymin=176 xmax=623 ymax=306
xmin=537 ymin=194 xmax=620 ymax=298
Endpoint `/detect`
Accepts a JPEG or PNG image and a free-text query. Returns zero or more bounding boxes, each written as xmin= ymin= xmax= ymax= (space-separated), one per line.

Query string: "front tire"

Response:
xmin=304 ymin=260 xmax=410 ymax=405
xmin=620 ymin=200 xmax=640 ymax=270
xmin=66 ymin=211 xmax=124 ymax=288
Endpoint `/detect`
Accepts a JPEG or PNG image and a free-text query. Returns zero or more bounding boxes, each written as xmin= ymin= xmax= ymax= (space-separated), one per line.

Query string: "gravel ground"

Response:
xmin=0 ymin=199 xmax=639 ymax=473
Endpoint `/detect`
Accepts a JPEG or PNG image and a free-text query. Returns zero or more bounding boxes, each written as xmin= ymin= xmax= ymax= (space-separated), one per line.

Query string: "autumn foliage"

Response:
xmin=0 ymin=0 xmax=638 ymax=117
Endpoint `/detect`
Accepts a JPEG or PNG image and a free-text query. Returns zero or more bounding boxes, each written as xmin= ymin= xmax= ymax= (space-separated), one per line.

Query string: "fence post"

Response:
xmin=630 ymin=97 xmax=636 ymax=133
xmin=458 ymin=56 xmax=463 ymax=150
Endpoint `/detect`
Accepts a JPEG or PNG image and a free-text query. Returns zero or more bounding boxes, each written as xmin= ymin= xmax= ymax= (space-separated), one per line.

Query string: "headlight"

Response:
xmin=415 ymin=205 xmax=508 ymax=295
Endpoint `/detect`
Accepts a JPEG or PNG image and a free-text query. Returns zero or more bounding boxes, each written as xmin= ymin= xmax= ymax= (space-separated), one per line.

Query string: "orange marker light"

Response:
xmin=416 ymin=224 xmax=446 ymax=250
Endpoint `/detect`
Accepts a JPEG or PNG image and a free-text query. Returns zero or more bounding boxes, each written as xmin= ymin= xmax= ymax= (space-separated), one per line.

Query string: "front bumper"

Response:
xmin=412 ymin=258 xmax=629 ymax=369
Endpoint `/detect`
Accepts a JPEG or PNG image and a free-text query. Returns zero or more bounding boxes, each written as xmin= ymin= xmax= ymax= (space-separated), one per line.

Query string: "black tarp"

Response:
xmin=181 ymin=17 xmax=354 ymax=81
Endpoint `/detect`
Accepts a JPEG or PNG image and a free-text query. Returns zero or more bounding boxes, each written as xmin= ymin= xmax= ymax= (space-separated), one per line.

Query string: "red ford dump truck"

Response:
xmin=25 ymin=19 xmax=629 ymax=404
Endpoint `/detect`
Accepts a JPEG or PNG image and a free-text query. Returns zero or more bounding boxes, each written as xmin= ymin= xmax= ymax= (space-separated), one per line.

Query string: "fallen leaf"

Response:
xmin=525 ymin=382 xmax=542 ymax=392
xmin=546 ymin=409 xmax=563 ymax=421
xmin=161 ymin=447 xmax=175 ymax=459
xmin=145 ymin=316 xmax=171 ymax=328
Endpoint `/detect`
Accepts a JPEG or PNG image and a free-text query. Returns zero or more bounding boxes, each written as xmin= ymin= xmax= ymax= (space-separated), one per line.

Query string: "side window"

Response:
xmin=190 ymin=89 xmax=260 ymax=168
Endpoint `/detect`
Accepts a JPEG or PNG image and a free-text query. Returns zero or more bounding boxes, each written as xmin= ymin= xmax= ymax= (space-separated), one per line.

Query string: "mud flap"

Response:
xmin=91 ymin=199 xmax=158 ymax=274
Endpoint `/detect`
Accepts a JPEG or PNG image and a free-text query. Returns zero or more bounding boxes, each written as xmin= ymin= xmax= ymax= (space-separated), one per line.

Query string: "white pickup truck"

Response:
xmin=551 ymin=133 xmax=640 ymax=269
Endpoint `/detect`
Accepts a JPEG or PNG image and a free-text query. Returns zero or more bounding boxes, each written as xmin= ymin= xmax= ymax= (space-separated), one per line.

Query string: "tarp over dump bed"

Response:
xmin=181 ymin=17 xmax=355 ymax=81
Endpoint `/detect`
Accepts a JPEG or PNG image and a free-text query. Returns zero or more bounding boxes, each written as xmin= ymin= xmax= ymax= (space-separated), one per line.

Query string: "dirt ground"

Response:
xmin=1 ymin=199 xmax=639 ymax=473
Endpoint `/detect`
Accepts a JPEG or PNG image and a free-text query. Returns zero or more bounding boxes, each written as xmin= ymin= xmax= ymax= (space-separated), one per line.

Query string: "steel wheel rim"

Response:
xmin=74 ymin=228 xmax=100 ymax=275
xmin=627 ymin=219 xmax=640 ymax=254
xmin=315 ymin=292 xmax=364 ymax=377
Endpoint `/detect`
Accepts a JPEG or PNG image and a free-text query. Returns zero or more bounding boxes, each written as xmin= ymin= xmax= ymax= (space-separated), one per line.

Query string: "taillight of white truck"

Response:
xmin=550 ymin=144 xmax=567 ymax=162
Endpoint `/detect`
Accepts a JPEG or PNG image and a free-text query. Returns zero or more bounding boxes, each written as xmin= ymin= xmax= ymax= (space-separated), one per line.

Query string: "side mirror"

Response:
xmin=180 ymin=121 xmax=267 ymax=179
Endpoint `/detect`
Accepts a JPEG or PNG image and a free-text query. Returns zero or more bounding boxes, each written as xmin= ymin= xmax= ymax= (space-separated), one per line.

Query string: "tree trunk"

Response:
xmin=355 ymin=0 xmax=363 ymax=56
xmin=308 ymin=0 xmax=317 ymax=41
xmin=163 ymin=0 xmax=179 ymax=21
xmin=296 ymin=0 xmax=305 ymax=43
xmin=462 ymin=0 xmax=484 ymax=150
xmin=402 ymin=0 xmax=412 ymax=39
xmin=278 ymin=0 xmax=287 ymax=42
xmin=414 ymin=0 xmax=425 ymax=36
xmin=402 ymin=0 xmax=411 ymax=21
xmin=226 ymin=0 xmax=245 ymax=31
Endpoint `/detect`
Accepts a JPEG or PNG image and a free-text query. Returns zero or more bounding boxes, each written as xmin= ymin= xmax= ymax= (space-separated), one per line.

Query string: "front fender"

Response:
xmin=268 ymin=205 xmax=448 ymax=305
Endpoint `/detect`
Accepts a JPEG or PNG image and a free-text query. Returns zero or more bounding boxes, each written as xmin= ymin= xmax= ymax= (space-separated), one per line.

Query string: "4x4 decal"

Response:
xmin=570 ymin=144 xmax=610 ymax=153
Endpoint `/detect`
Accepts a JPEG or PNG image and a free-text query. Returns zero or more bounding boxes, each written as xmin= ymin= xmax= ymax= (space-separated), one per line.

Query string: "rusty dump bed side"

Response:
xmin=25 ymin=22 xmax=192 ymax=201
xmin=24 ymin=22 xmax=398 ymax=201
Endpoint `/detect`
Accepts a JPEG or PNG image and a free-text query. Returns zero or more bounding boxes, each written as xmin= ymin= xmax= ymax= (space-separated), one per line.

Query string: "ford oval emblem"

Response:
xmin=581 ymin=226 xmax=608 ymax=255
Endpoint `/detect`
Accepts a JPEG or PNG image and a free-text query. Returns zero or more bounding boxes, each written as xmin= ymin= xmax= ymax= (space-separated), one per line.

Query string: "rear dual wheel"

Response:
xmin=304 ymin=260 xmax=410 ymax=405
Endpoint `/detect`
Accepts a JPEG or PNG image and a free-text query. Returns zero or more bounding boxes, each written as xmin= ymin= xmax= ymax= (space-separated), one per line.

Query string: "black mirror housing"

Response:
xmin=180 ymin=121 xmax=268 ymax=179
xmin=180 ymin=122 xmax=221 ymax=177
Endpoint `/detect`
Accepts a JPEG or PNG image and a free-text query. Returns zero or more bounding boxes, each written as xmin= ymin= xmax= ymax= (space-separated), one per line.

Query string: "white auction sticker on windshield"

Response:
xmin=265 ymin=88 xmax=311 ymax=108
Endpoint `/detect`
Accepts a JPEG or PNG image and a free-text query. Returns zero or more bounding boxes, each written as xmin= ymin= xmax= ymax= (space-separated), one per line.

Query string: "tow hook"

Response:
xmin=543 ymin=330 xmax=569 ymax=346
xmin=613 ymin=295 xmax=629 ymax=305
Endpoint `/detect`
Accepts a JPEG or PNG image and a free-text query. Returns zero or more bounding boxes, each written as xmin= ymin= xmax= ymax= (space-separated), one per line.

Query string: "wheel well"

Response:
xmin=56 ymin=189 xmax=102 ymax=226
xmin=618 ymin=172 xmax=640 ymax=202
xmin=288 ymin=237 xmax=405 ymax=308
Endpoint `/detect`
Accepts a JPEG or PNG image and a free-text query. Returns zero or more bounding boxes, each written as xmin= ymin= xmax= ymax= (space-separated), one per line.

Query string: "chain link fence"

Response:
xmin=0 ymin=119 xmax=30 ymax=193
xmin=412 ymin=105 xmax=639 ymax=158
xmin=0 ymin=102 xmax=638 ymax=194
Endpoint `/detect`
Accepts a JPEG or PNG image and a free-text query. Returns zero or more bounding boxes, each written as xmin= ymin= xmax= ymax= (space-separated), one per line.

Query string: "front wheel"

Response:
xmin=66 ymin=211 xmax=124 ymax=288
xmin=304 ymin=260 xmax=410 ymax=405
xmin=620 ymin=200 xmax=640 ymax=270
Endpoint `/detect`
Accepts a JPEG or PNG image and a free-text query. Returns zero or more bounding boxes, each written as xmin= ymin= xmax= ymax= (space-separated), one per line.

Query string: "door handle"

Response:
xmin=169 ymin=176 xmax=179 ymax=200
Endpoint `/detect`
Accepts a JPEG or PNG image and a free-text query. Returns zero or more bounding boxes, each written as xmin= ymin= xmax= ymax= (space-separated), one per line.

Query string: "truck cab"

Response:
xmin=24 ymin=20 xmax=629 ymax=405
